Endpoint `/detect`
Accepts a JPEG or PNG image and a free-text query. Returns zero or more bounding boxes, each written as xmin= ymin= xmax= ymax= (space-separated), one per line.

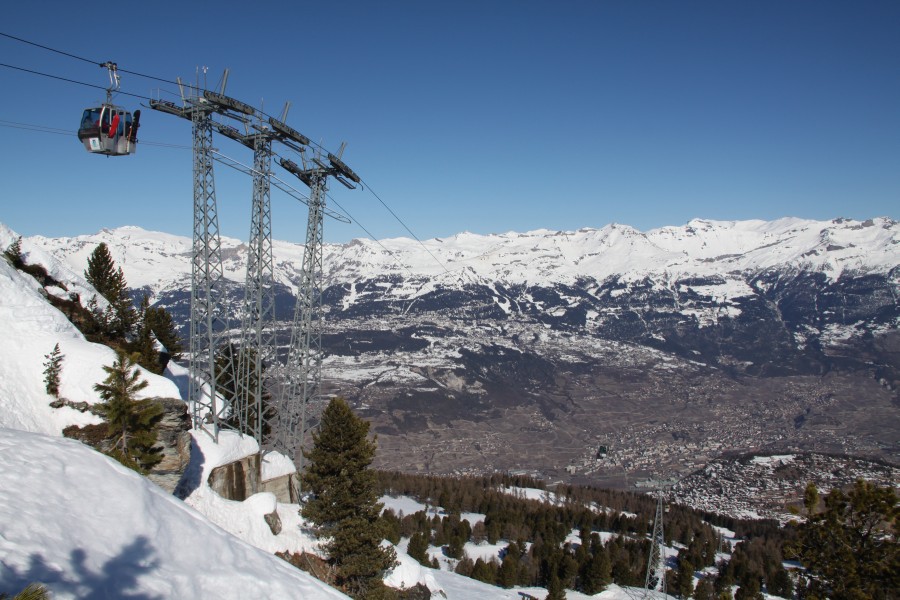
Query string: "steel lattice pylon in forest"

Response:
xmin=644 ymin=489 xmax=668 ymax=598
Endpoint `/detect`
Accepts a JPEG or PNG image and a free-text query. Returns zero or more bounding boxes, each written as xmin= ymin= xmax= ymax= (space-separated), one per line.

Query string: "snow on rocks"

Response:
xmin=383 ymin=544 xmax=443 ymax=593
xmin=178 ymin=430 xmax=319 ymax=556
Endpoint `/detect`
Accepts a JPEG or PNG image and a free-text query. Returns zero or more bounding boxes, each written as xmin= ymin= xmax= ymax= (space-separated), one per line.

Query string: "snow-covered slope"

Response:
xmin=5 ymin=222 xmax=652 ymax=600
xmin=0 ymin=224 xmax=349 ymax=599
xmin=0 ymin=224 xmax=179 ymax=435
xmin=0 ymin=427 xmax=350 ymax=599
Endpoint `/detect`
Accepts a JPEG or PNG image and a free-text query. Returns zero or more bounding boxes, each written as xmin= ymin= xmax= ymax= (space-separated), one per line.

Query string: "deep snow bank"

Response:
xmin=0 ymin=427 xmax=348 ymax=599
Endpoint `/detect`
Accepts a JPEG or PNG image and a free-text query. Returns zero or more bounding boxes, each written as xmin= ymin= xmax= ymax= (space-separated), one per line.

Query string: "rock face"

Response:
xmin=208 ymin=453 xmax=261 ymax=502
xmin=261 ymin=472 xmax=298 ymax=504
xmin=146 ymin=397 xmax=192 ymax=494
xmin=264 ymin=510 xmax=282 ymax=535
xmin=62 ymin=396 xmax=193 ymax=494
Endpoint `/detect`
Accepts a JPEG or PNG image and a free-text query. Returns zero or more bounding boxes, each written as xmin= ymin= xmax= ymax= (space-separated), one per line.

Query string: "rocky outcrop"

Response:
xmin=260 ymin=472 xmax=298 ymax=504
xmin=61 ymin=396 xmax=192 ymax=494
xmin=145 ymin=397 xmax=192 ymax=494
xmin=208 ymin=453 xmax=261 ymax=502
xmin=264 ymin=509 xmax=282 ymax=535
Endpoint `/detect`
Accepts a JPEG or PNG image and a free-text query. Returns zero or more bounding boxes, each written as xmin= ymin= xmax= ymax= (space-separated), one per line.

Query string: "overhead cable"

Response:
xmin=0 ymin=118 xmax=190 ymax=150
xmin=359 ymin=177 xmax=453 ymax=275
xmin=0 ymin=62 xmax=152 ymax=100
xmin=0 ymin=31 xmax=190 ymax=88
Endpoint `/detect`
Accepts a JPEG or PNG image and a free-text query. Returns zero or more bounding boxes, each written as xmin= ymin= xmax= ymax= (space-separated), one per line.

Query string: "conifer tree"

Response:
xmin=301 ymin=397 xmax=396 ymax=598
xmin=4 ymin=236 xmax=23 ymax=267
xmin=407 ymin=531 xmax=431 ymax=567
xmin=693 ymin=576 xmax=715 ymax=600
xmin=470 ymin=558 xmax=497 ymax=585
xmin=85 ymin=242 xmax=118 ymax=299
xmin=93 ymin=350 xmax=163 ymax=473
xmin=133 ymin=295 xmax=160 ymax=373
xmin=579 ymin=537 xmax=611 ymax=595
xmin=144 ymin=305 xmax=183 ymax=360
xmin=42 ymin=343 xmax=64 ymax=398
xmin=0 ymin=582 xmax=50 ymax=600
xmin=734 ymin=578 xmax=763 ymax=600
xmin=546 ymin=571 xmax=567 ymax=600
xmin=674 ymin=556 xmax=695 ymax=599
xmin=788 ymin=480 xmax=898 ymax=600
xmin=84 ymin=243 xmax=136 ymax=337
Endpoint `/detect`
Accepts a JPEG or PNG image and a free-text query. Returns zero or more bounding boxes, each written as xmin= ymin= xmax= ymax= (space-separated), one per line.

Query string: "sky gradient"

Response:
xmin=1 ymin=1 xmax=898 ymax=244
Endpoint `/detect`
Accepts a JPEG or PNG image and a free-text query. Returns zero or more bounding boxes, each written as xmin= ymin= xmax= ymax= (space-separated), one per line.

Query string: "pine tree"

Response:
xmin=803 ymin=481 xmax=819 ymax=515
xmin=4 ymin=236 xmax=23 ymax=267
xmin=144 ymin=305 xmax=183 ymax=360
xmin=301 ymin=397 xmax=397 ymax=598
xmin=93 ymin=350 xmax=163 ymax=473
xmin=133 ymin=295 xmax=160 ymax=373
xmin=406 ymin=531 xmax=431 ymax=567
xmin=470 ymin=558 xmax=497 ymax=584
xmin=497 ymin=552 xmax=520 ymax=588
xmin=0 ymin=582 xmax=50 ymax=600
xmin=214 ymin=344 xmax=273 ymax=438
xmin=788 ymin=480 xmax=898 ymax=600
xmin=693 ymin=576 xmax=715 ymax=600
xmin=675 ymin=556 xmax=695 ymax=599
xmin=579 ymin=538 xmax=611 ymax=595
xmin=734 ymin=578 xmax=763 ymax=600
xmin=42 ymin=343 xmax=64 ymax=397
xmin=546 ymin=571 xmax=567 ymax=600
xmin=84 ymin=243 xmax=136 ymax=337
xmin=85 ymin=242 xmax=118 ymax=299
xmin=766 ymin=567 xmax=793 ymax=598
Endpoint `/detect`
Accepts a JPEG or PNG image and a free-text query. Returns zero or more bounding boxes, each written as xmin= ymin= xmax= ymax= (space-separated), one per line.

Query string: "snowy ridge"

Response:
xmin=0 ymin=224 xmax=349 ymax=599
xmin=26 ymin=217 xmax=900 ymax=300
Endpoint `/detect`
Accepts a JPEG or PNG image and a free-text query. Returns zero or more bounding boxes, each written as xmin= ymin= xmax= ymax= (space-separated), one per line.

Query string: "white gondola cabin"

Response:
xmin=77 ymin=105 xmax=140 ymax=156
xmin=77 ymin=61 xmax=140 ymax=156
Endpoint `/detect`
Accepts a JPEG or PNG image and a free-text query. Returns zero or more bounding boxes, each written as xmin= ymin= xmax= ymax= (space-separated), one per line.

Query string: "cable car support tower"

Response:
xmin=150 ymin=74 xmax=357 ymax=468
xmin=643 ymin=480 xmax=671 ymax=599
xmin=150 ymin=81 xmax=236 ymax=438
xmin=278 ymin=147 xmax=359 ymax=484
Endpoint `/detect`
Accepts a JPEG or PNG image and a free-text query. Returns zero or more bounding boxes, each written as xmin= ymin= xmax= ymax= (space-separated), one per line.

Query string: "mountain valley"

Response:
xmin=28 ymin=217 xmax=900 ymax=489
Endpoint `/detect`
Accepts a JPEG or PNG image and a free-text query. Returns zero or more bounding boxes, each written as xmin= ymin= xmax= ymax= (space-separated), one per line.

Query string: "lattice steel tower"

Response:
xmin=151 ymin=84 xmax=236 ymax=439
xmin=278 ymin=149 xmax=359 ymax=481
xmin=644 ymin=488 xmax=668 ymax=598
xmin=152 ymin=77 xmax=357 ymax=465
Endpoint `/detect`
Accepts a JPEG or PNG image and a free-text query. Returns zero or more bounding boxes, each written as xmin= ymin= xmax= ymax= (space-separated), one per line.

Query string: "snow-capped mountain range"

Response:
xmin=29 ymin=215 xmax=900 ymax=294
xmin=29 ymin=216 xmax=899 ymax=369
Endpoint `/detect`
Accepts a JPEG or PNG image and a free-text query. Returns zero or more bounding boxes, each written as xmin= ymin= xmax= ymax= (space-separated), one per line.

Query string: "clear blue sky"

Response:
xmin=1 ymin=1 xmax=898 ymax=244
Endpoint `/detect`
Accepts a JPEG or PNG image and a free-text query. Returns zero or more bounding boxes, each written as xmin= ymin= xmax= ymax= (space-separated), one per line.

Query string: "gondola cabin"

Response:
xmin=77 ymin=105 xmax=140 ymax=156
